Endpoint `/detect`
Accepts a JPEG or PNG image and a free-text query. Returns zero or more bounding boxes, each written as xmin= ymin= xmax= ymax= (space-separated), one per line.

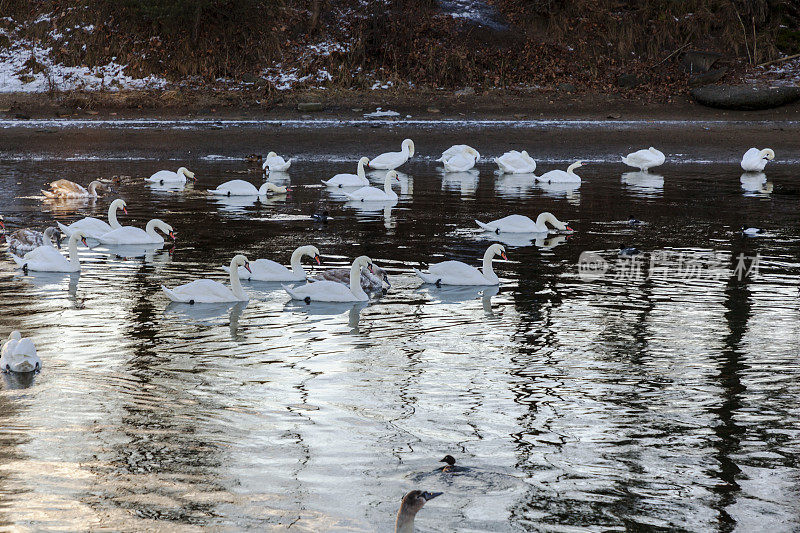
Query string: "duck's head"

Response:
xmin=178 ymin=167 xmax=196 ymax=181
xmin=232 ymin=254 xmax=252 ymax=273
xmin=439 ymin=455 xmax=456 ymax=467
xmin=399 ymin=490 xmax=442 ymax=516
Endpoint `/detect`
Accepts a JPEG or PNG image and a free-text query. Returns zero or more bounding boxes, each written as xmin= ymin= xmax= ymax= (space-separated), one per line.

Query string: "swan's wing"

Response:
xmin=369 ymin=151 xmax=403 ymax=168
xmin=165 ymin=279 xmax=236 ymax=303
xmin=97 ymin=226 xmax=149 ymax=244
xmin=148 ymin=170 xmax=180 ymax=182
xmin=64 ymin=217 xmax=111 ymax=238
xmin=421 ymin=261 xmax=488 ymax=285
xmin=248 ymin=258 xmax=295 ymax=280
xmin=283 ymin=280 xmax=356 ymax=301
xmin=212 ymin=180 xmax=258 ymax=195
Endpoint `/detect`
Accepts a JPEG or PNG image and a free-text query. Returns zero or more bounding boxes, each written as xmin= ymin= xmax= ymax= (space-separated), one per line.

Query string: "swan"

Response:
xmin=10 ymin=230 xmax=88 ymax=272
xmin=1 ymin=332 xmax=41 ymax=373
xmin=395 ymin=490 xmax=442 ymax=533
xmin=208 ymin=180 xmax=288 ymax=196
xmin=369 ymin=139 xmax=414 ymax=170
xmin=312 ymin=263 xmax=389 ymax=292
xmin=475 ymin=212 xmax=572 ymax=234
xmin=321 ymin=157 xmax=371 ymax=187
xmin=41 ymin=179 xmax=109 ymax=199
xmin=162 ymin=254 xmax=251 ymax=303
xmin=57 ymin=198 xmax=127 ymax=238
xmin=344 ymin=170 xmax=400 ymax=201
xmin=442 ymin=151 xmax=478 ymax=172
xmin=96 ymin=219 xmax=174 ymax=245
xmin=223 ymin=245 xmax=321 ymax=281
xmin=7 ymin=227 xmax=61 ymax=255
xmin=538 ymin=161 xmax=583 ymax=183
xmin=262 ymin=152 xmax=292 ymax=172
xmin=146 ymin=167 xmax=196 ymax=184
xmin=495 ymin=150 xmax=536 ymax=174
xmin=413 ymin=244 xmax=507 ymax=286
xmin=283 ymin=256 xmax=374 ymax=302
xmin=437 ymin=144 xmax=480 ymax=163
xmin=622 ymin=147 xmax=665 ymax=171
xmin=741 ymin=148 xmax=775 ymax=172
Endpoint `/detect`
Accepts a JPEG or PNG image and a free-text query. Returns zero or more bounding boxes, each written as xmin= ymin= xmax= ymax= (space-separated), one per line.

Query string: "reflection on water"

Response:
xmin=1 ymin=128 xmax=799 ymax=532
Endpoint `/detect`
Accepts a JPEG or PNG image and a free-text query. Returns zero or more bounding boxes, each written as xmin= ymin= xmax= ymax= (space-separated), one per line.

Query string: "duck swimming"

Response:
xmin=311 ymin=211 xmax=330 ymax=224
xmin=619 ymin=244 xmax=641 ymax=256
xmin=628 ymin=215 xmax=642 ymax=226
xmin=395 ymin=490 xmax=442 ymax=533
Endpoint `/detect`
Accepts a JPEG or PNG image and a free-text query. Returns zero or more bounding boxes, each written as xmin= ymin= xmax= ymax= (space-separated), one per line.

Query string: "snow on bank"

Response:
xmin=0 ymin=22 xmax=165 ymax=93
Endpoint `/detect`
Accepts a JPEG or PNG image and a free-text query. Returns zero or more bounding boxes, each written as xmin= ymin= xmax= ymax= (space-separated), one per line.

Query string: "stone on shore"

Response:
xmin=297 ymin=102 xmax=323 ymax=112
xmin=691 ymin=84 xmax=800 ymax=110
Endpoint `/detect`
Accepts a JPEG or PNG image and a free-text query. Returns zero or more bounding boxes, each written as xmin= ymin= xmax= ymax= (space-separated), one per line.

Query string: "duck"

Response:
xmin=7 ymin=227 xmax=62 ymax=255
xmin=742 ymin=226 xmax=765 ymax=236
xmin=475 ymin=212 xmax=571 ymax=234
xmin=619 ymin=244 xmax=641 ymax=256
xmin=369 ymin=139 xmax=414 ymax=170
xmin=437 ymin=144 xmax=480 ymax=163
xmin=495 ymin=150 xmax=536 ymax=174
xmin=741 ymin=148 xmax=775 ymax=172
xmin=413 ymin=244 xmax=507 ymax=286
xmin=538 ymin=161 xmax=583 ymax=183
xmin=223 ymin=245 xmax=321 ymax=282
xmin=245 ymin=153 xmax=262 ymax=163
xmin=262 ymin=152 xmax=292 ymax=172
xmin=628 ymin=215 xmax=643 ymax=226
xmin=1 ymin=332 xmax=41 ymax=373
xmin=311 ymin=211 xmax=330 ymax=224
xmin=208 ymin=180 xmax=289 ymax=196
xmin=57 ymin=198 xmax=128 ymax=239
xmin=41 ymin=179 xmax=109 ymax=199
xmin=321 ymin=157 xmax=371 ymax=188
xmin=312 ymin=263 xmax=390 ymax=292
xmin=146 ymin=167 xmax=196 ymax=185
xmin=439 ymin=455 xmax=457 ymax=473
xmin=395 ymin=490 xmax=442 ymax=533
xmin=283 ymin=256 xmax=374 ymax=302
xmin=442 ymin=150 xmax=478 ymax=172
xmin=10 ymin=230 xmax=88 ymax=272
xmin=162 ymin=254 xmax=251 ymax=303
xmin=622 ymin=147 xmax=665 ymax=171
xmin=96 ymin=219 xmax=174 ymax=245
xmin=344 ymin=170 xmax=400 ymax=201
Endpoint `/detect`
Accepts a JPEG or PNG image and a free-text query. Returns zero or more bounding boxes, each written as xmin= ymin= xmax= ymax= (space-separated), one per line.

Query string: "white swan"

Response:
xmin=41 ymin=179 xmax=109 ymax=199
xmin=495 ymin=150 xmax=536 ymax=174
xmin=223 ymin=245 xmax=321 ymax=281
xmin=96 ymin=219 xmax=174 ymax=245
xmin=538 ymin=161 xmax=583 ymax=183
xmin=146 ymin=167 xmax=196 ymax=184
xmin=262 ymin=152 xmax=292 ymax=172
xmin=437 ymin=145 xmax=480 ymax=163
xmin=413 ymin=244 xmax=507 ymax=286
xmin=208 ymin=180 xmax=288 ymax=196
xmin=7 ymin=227 xmax=61 ymax=255
xmin=622 ymin=147 xmax=665 ymax=171
xmin=475 ymin=212 xmax=571 ymax=234
xmin=1 ymin=332 xmax=41 ymax=373
xmin=312 ymin=263 xmax=389 ymax=292
xmin=58 ymin=198 xmax=127 ymax=238
xmin=283 ymin=256 xmax=374 ymax=302
xmin=369 ymin=139 xmax=414 ymax=170
xmin=162 ymin=254 xmax=251 ymax=303
xmin=10 ymin=230 xmax=88 ymax=272
xmin=321 ymin=157 xmax=371 ymax=188
xmin=344 ymin=170 xmax=400 ymax=201
xmin=442 ymin=151 xmax=478 ymax=172
xmin=741 ymin=148 xmax=775 ymax=172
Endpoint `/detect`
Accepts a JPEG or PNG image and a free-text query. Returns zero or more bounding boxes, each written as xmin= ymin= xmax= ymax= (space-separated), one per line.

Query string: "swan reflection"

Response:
xmin=536 ymin=180 xmax=581 ymax=205
xmin=740 ymin=172 xmax=773 ymax=197
xmin=621 ymin=171 xmax=664 ymax=197
xmin=165 ymin=300 xmax=248 ymax=326
xmin=494 ymin=173 xmax=536 ymax=198
xmin=441 ymin=170 xmax=479 ymax=197
xmin=368 ymin=170 xmax=412 ymax=196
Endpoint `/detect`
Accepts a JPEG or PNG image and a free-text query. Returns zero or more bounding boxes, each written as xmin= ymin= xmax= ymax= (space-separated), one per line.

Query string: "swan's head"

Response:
xmin=7 ymin=331 xmax=21 ymax=342
xmin=44 ymin=227 xmax=63 ymax=248
xmin=88 ymin=180 xmax=110 ymax=194
xmin=762 ymin=148 xmax=775 ymax=161
xmin=573 ymin=161 xmax=584 ymax=168
xmin=111 ymin=198 xmax=128 ymax=215
xmin=439 ymin=455 xmax=456 ymax=467
xmin=488 ymin=243 xmax=507 ymax=260
xmin=71 ymin=230 xmax=89 ymax=248
xmin=302 ymin=245 xmax=322 ymax=265
xmin=402 ymin=139 xmax=415 ymax=157
xmin=358 ymin=156 xmax=370 ymax=166
xmin=232 ymin=254 xmax=252 ymax=273
xmin=177 ymin=167 xmax=196 ymax=181
xmin=353 ymin=255 xmax=374 ymax=274
xmin=387 ymin=170 xmax=401 ymax=182
xmin=399 ymin=490 xmax=442 ymax=517
xmin=267 ymin=151 xmax=277 ymax=159
xmin=467 ymin=147 xmax=480 ymax=161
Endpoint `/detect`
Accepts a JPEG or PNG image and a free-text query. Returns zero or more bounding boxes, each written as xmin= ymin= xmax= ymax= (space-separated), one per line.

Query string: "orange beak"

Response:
xmin=81 ymin=237 xmax=88 ymax=247
xmin=500 ymin=251 xmax=508 ymax=260
xmin=0 ymin=220 xmax=5 ymax=230
xmin=395 ymin=175 xmax=400 ymax=181
xmin=122 ymin=207 xmax=128 ymax=215
xmin=244 ymin=261 xmax=252 ymax=273
xmin=169 ymin=231 xmax=176 ymax=240
xmin=566 ymin=226 xmax=573 ymax=232
xmin=367 ymin=263 xmax=374 ymax=274
xmin=314 ymin=254 xmax=321 ymax=265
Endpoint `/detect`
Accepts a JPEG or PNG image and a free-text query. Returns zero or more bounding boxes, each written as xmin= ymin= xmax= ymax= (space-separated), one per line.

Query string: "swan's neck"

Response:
xmin=68 ymin=236 xmax=80 ymax=267
xmin=567 ymin=162 xmax=580 ymax=175
xmin=289 ymin=248 xmax=307 ymax=276
xmin=482 ymin=249 xmax=498 ymax=282
xmin=88 ymin=182 xmax=98 ymax=196
xmin=229 ymin=260 xmax=246 ymax=300
xmin=145 ymin=220 xmax=158 ymax=238
xmin=535 ymin=212 xmax=557 ymax=229
xmin=357 ymin=160 xmax=366 ymax=179
xmin=350 ymin=263 xmax=368 ymax=300
xmin=108 ymin=204 xmax=121 ymax=228
xmin=384 ymin=176 xmax=394 ymax=194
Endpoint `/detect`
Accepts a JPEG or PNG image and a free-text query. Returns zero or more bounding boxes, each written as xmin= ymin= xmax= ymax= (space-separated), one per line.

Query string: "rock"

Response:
xmin=681 ymin=50 xmax=722 ymax=73
xmin=691 ymin=84 xmax=800 ymax=110
xmin=557 ymin=82 xmax=576 ymax=93
xmin=616 ymin=74 xmax=642 ymax=88
xmin=426 ymin=107 xmax=441 ymax=114
xmin=240 ymin=73 xmax=260 ymax=84
xmin=351 ymin=108 xmax=363 ymax=112
xmin=688 ymin=67 xmax=728 ymax=87
xmin=454 ymin=86 xmax=475 ymax=97
xmin=297 ymin=102 xmax=323 ymax=112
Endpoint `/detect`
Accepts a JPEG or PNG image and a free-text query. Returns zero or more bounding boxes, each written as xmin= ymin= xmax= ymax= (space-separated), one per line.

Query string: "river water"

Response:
xmin=0 ymin=118 xmax=799 ymax=532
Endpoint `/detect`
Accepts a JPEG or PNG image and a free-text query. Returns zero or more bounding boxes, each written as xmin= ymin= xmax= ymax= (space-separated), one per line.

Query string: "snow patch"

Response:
xmin=363 ymin=107 xmax=400 ymax=118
